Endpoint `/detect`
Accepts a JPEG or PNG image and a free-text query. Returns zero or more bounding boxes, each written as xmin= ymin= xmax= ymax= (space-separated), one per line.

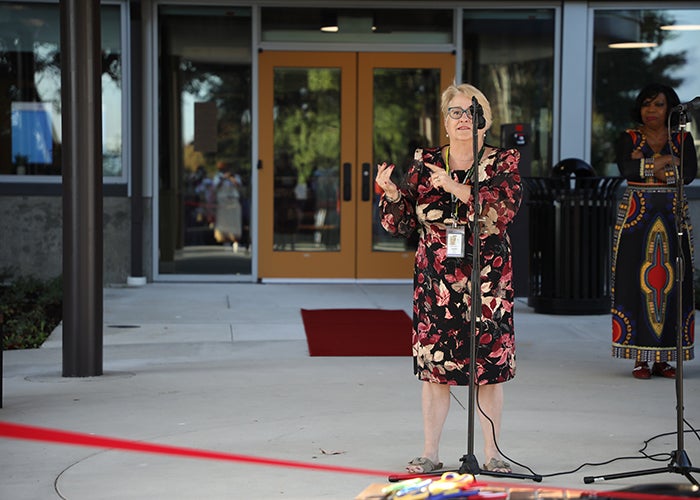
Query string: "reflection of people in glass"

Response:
xmin=184 ymin=165 xmax=215 ymax=245
xmin=612 ymin=83 xmax=697 ymax=379
xmin=213 ymin=161 xmax=243 ymax=250
xmin=310 ymin=168 xmax=339 ymax=248
xmin=273 ymin=154 xmax=301 ymax=250
xmin=375 ymin=83 xmax=522 ymax=474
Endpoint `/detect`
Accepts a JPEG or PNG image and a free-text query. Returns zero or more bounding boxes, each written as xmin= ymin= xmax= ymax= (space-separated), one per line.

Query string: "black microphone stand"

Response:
xmin=456 ymin=97 xmax=540 ymax=482
xmin=583 ymin=109 xmax=700 ymax=486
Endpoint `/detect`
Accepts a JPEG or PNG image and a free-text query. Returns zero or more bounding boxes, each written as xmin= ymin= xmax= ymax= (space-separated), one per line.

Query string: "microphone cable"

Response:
xmin=451 ymin=388 xmax=700 ymax=479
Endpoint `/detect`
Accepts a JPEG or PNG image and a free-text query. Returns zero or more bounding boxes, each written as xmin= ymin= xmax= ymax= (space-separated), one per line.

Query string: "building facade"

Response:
xmin=1 ymin=1 xmax=699 ymax=287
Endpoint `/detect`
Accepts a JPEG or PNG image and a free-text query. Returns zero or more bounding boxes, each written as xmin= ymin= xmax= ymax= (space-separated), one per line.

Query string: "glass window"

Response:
xmin=593 ymin=8 xmax=700 ymax=176
xmin=372 ymin=67 xmax=443 ymax=252
xmin=462 ymin=9 xmax=556 ymax=177
xmin=0 ymin=2 xmax=124 ymax=179
xmin=261 ymin=8 xmax=452 ymax=45
xmin=157 ymin=6 xmax=252 ymax=276
xmin=102 ymin=4 xmax=124 ymax=178
xmin=272 ymin=67 xmax=341 ymax=252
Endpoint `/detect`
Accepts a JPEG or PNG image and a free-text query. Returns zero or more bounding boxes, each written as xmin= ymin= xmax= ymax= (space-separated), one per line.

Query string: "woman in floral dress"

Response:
xmin=375 ymin=83 xmax=522 ymax=474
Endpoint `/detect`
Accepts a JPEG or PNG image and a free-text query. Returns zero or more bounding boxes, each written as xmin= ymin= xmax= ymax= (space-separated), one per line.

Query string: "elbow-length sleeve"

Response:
xmin=616 ymin=129 xmax=698 ymax=184
xmin=378 ymin=157 xmax=422 ymax=238
xmin=461 ymin=148 xmax=522 ymax=237
xmin=615 ymin=131 xmax=643 ymax=181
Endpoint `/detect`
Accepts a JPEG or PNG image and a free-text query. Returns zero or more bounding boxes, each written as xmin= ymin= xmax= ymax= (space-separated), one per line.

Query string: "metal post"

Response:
xmin=60 ymin=0 xmax=103 ymax=377
xmin=130 ymin=0 xmax=145 ymax=281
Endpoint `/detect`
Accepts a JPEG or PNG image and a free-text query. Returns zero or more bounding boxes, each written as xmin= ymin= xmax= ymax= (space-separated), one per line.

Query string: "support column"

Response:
xmin=558 ymin=0 xmax=591 ymax=162
xmin=60 ymin=0 xmax=103 ymax=377
xmin=129 ymin=0 xmax=146 ymax=286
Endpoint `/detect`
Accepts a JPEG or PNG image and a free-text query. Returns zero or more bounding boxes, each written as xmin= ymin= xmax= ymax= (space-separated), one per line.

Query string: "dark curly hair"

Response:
xmin=631 ymin=83 xmax=681 ymax=127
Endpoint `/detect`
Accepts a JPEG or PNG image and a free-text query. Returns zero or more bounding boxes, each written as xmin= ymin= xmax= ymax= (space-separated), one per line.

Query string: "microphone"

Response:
xmin=674 ymin=96 xmax=700 ymax=112
xmin=469 ymin=97 xmax=487 ymax=130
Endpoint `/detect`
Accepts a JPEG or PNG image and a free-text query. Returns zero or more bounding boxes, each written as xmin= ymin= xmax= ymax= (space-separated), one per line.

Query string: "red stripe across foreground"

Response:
xmin=0 ymin=421 xmax=689 ymax=500
xmin=0 ymin=420 xmax=396 ymax=477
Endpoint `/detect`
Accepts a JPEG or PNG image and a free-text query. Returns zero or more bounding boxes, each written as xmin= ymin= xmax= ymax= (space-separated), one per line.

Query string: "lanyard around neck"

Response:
xmin=446 ymin=144 xmax=486 ymax=222
xmin=445 ymin=144 xmax=486 ymax=176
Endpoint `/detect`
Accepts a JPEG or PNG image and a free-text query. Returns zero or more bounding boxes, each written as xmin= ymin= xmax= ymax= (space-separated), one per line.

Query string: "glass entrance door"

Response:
xmin=258 ymin=51 xmax=454 ymax=279
xmin=157 ymin=6 xmax=253 ymax=278
xmin=356 ymin=52 xmax=454 ymax=278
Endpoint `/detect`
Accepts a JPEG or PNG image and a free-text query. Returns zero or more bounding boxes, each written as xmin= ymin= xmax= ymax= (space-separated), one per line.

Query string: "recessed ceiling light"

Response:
xmin=661 ymin=25 xmax=700 ymax=31
xmin=608 ymin=42 xmax=658 ymax=49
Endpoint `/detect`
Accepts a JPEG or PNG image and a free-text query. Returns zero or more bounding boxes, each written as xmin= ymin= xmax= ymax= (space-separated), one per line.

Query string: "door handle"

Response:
xmin=343 ymin=162 xmax=352 ymax=201
xmin=361 ymin=163 xmax=371 ymax=202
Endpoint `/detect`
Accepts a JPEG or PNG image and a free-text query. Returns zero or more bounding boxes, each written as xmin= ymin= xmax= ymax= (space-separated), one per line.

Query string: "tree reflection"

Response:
xmin=593 ymin=10 xmax=688 ymax=175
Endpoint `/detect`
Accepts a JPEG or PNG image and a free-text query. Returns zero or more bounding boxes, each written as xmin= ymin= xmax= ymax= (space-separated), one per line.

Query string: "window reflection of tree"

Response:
xmin=463 ymin=12 xmax=555 ymax=177
xmin=273 ymin=68 xmax=340 ymax=249
xmin=593 ymin=10 xmax=690 ymax=176
xmin=0 ymin=5 xmax=124 ymax=177
xmin=373 ymin=69 xmax=439 ymax=251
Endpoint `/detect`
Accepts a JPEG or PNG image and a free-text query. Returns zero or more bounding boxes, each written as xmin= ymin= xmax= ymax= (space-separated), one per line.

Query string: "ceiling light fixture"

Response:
xmin=608 ymin=42 xmax=658 ymax=49
xmin=660 ymin=24 xmax=700 ymax=31
xmin=320 ymin=11 xmax=338 ymax=33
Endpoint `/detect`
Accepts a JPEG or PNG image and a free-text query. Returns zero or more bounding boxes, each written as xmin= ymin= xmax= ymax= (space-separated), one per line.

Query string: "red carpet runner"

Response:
xmin=301 ymin=308 xmax=412 ymax=356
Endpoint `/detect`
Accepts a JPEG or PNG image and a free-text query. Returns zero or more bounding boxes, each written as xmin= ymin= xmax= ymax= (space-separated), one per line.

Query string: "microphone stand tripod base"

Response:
xmin=459 ymin=453 xmax=481 ymax=475
xmin=672 ymin=449 xmax=693 ymax=469
xmin=459 ymin=453 xmax=543 ymax=482
xmin=583 ymin=449 xmax=700 ymax=486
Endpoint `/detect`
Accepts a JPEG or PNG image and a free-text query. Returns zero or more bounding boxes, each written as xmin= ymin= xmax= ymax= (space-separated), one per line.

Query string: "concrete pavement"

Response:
xmin=1 ymin=282 xmax=699 ymax=499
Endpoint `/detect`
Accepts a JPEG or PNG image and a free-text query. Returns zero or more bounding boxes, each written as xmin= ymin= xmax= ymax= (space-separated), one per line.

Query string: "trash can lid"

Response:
xmin=551 ymin=158 xmax=596 ymax=177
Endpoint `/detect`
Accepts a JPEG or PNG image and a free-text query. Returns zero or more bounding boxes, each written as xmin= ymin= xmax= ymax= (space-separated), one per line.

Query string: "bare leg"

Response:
xmin=476 ymin=384 xmax=508 ymax=471
xmin=407 ymin=381 xmax=451 ymax=473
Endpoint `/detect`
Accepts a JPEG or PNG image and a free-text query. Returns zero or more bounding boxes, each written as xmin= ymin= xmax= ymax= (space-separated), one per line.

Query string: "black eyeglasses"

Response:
xmin=447 ymin=106 xmax=473 ymax=120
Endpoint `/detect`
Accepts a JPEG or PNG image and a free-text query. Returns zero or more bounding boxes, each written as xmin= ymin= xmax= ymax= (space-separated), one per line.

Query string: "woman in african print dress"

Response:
xmin=612 ymin=83 xmax=697 ymax=379
xmin=375 ymin=83 xmax=522 ymax=474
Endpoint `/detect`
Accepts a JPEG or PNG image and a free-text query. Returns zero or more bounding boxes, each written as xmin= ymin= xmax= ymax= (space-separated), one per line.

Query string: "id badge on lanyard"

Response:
xmin=446 ymin=223 xmax=465 ymax=258
xmin=443 ymin=143 xmax=484 ymax=259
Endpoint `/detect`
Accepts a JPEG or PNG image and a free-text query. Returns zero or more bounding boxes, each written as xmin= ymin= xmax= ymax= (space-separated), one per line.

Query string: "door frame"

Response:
xmin=355 ymin=52 xmax=455 ymax=279
xmin=257 ymin=50 xmax=455 ymax=280
xmin=258 ymin=51 xmax=358 ymax=279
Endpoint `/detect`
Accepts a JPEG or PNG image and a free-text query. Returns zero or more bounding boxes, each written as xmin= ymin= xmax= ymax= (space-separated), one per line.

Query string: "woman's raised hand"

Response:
xmin=376 ymin=162 xmax=399 ymax=200
xmin=426 ymin=163 xmax=456 ymax=193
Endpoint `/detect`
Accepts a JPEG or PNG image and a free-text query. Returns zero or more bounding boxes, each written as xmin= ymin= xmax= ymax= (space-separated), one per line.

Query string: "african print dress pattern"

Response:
xmin=379 ymin=146 xmax=522 ymax=386
xmin=612 ymin=130 xmax=695 ymax=362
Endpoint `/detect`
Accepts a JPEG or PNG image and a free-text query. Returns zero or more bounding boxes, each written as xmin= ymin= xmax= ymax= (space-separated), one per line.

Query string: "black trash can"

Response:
xmin=523 ymin=167 xmax=624 ymax=315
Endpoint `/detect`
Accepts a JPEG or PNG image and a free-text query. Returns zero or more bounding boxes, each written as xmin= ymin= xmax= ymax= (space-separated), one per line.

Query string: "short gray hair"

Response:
xmin=441 ymin=83 xmax=492 ymax=131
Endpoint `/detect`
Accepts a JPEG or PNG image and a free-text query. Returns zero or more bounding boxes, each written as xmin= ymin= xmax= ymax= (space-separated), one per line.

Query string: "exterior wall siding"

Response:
xmin=0 ymin=197 xmax=152 ymax=285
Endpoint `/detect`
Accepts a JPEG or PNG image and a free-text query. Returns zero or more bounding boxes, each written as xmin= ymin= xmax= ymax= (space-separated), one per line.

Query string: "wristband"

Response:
xmin=643 ymin=157 xmax=655 ymax=180
xmin=663 ymin=164 xmax=677 ymax=185
xmin=385 ymin=191 xmax=401 ymax=203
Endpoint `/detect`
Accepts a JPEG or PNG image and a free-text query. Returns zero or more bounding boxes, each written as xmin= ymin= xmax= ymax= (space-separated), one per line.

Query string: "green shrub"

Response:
xmin=0 ymin=274 xmax=63 ymax=350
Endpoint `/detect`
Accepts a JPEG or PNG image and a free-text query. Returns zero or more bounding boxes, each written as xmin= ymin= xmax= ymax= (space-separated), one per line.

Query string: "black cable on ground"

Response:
xmin=451 ymin=388 xmax=700 ymax=480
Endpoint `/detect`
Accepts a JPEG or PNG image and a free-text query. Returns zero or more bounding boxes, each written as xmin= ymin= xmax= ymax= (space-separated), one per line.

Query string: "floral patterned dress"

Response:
xmin=379 ymin=146 xmax=522 ymax=385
